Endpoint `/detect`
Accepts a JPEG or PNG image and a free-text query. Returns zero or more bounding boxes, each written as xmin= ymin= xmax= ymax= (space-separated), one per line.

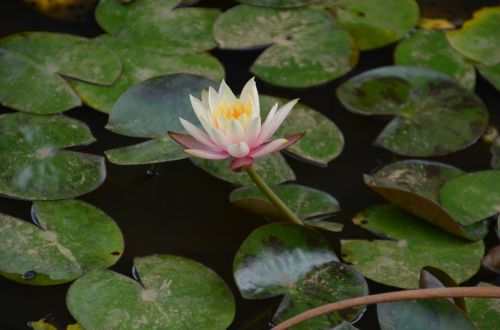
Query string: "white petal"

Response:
xmin=186 ymin=148 xmax=228 ymax=160
xmin=254 ymin=103 xmax=278 ymax=145
xmin=180 ymin=118 xmax=218 ymax=149
xmin=227 ymin=119 xmax=245 ymax=143
xmin=219 ymin=80 xmax=237 ymax=105
xmin=245 ymin=117 xmax=261 ymax=146
xmin=240 ymin=78 xmax=259 ymax=118
xmin=201 ymin=89 xmax=209 ymax=109
xmin=190 ymin=95 xmax=212 ymax=132
xmin=255 ymin=99 xmax=297 ymax=145
xmin=228 ymin=142 xmax=250 ymax=158
xmin=250 ymin=138 xmax=287 ymax=158
xmin=208 ymin=87 xmax=220 ymax=115
xmin=208 ymin=127 xmax=229 ymax=149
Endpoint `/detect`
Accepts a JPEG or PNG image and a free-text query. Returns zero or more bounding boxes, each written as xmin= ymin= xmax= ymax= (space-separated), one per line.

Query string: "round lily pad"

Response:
xmin=213 ymin=5 xmax=357 ymax=88
xmin=192 ymin=153 xmax=295 ymax=186
xmin=447 ymin=7 xmax=500 ymax=66
xmin=0 ymin=32 xmax=121 ymax=114
xmin=260 ymin=95 xmax=344 ymax=166
xmin=67 ymin=255 xmax=235 ymax=329
xmin=467 ymin=283 xmax=500 ymax=330
xmin=71 ymin=35 xmax=224 ymax=113
xmin=364 ymin=160 xmax=489 ymax=240
xmin=0 ymin=112 xmax=106 ymax=200
xmin=95 ymin=0 xmax=220 ymax=55
xmin=235 ymin=223 xmax=367 ymax=328
xmin=439 ymin=170 xmax=500 ymax=226
xmin=239 ymin=0 xmax=320 ymax=7
xmin=394 ymin=29 xmax=476 ymax=90
xmin=478 ymin=62 xmax=500 ymax=92
xmin=337 ymin=66 xmax=488 ymax=157
xmin=105 ymin=138 xmax=186 ymax=166
xmin=341 ymin=204 xmax=484 ymax=288
xmin=324 ymin=0 xmax=420 ymax=50
xmin=0 ymin=199 xmax=123 ymax=285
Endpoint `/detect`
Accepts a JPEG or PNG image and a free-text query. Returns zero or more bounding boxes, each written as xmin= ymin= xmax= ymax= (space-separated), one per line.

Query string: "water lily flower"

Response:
xmin=169 ymin=78 xmax=304 ymax=171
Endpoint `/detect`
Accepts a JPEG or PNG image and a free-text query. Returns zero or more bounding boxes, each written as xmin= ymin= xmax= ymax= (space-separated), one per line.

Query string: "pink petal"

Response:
xmin=255 ymin=99 xmax=298 ymax=146
xmin=168 ymin=131 xmax=210 ymax=150
xmin=180 ymin=118 xmax=218 ymax=149
xmin=185 ymin=148 xmax=229 ymax=160
xmin=250 ymin=132 xmax=305 ymax=158
xmin=230 ymin=157 xmax=253 ymax=172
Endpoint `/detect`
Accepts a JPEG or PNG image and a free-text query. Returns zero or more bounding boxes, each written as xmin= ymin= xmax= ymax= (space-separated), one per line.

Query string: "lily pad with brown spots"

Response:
xmin=66 ymin=255 xmax=235 ymax=330
xmin=0 ymin=200 xmax=123 ymax=285
xmin=239 ymin=0 xmax=320 ymax=7
xmin=337 ymin=66 xmax=488 ymax=157
xmin=466 ymin=283 xmax=500 ymax=330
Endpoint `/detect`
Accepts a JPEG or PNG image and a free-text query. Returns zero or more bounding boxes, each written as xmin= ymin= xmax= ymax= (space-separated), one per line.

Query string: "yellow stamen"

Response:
xmin=215 ymin=101 xmax=252 ymax=122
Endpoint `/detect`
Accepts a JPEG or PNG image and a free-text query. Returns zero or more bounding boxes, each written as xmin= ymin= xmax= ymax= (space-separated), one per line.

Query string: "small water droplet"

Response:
xmin=21 ymin=270 xmax=36 ymax=280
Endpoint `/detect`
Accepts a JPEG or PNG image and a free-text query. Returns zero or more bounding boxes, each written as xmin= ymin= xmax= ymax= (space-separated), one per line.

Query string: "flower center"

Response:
xmin=216 ymin=101 xmax=252 ymax=121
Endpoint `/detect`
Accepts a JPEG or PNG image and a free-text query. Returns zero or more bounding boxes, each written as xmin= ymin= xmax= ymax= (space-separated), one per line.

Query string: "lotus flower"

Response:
xmin=169 ymin=78 xmax=303 ymax=171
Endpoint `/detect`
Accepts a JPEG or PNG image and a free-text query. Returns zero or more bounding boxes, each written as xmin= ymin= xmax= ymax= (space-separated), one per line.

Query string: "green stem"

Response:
xmin=245 ymin=166 xmax=303 ymax=225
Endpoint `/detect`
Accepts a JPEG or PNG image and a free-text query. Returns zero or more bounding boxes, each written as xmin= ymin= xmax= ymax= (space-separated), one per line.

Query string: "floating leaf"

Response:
xmin=341 ymin=204 xmax=484 ymax=288
xmin=419 ymin=266 xmax=466 ymax=311
xmin=67 ymin=255 xmax=235 ymax=329
xmin=394 ymin=29 xmax=476 ymax=89
xmin=213 ymin=5 xmax=357 ymax=88
xmin=230 ymin=183 xmax=341 ymax=224
xmin=377 ymin=299 xmax=476 ymax=330
xmin=72 ymin=35 xmax=224 ymax=113
xmin=192 ymin=153 xmax=295 ymax=186
xmin=0 ymin=200 xmax=123 ymax=285
xmin=439 ymin=170 xmax=500 ymax=226
xmin=0 ymin=32 xmax=121 ymax=114
xmin=478 ymin=62 xmax=500 ymax=92
xmin=0 ymin=112 xmax=106 ymax=200
xmin=324 ymin=0 xmax=420 ymax=50
xmin=337 ymin=66 xmax=488 ymax=157
xmin=364 ymin=160 xmax=489 ymax=240
xmin=239 ymin=0 xmax=320 ymax=8
xmin=467 ymin=283 xmax=500 ymax=330
xmin=234 ymin=223 xmax=367 ymax=328
xmin=260 ymin=95 xmax=344 ymax=165
xmin=447 ymin=7 xmax=500 ymax=66
xmin=95 ymin=0 xmax=220 ymax=55
xmin=105 ymin=74 xmax=218 ymax=165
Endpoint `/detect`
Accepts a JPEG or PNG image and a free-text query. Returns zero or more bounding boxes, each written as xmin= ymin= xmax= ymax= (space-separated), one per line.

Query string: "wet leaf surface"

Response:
xmin=105 ymin=138 xmax=186 ymax=166
xmin=337 ymin=66 xmax=488 ymax=157
xmin=72 ymin=35 xmax=224 ymax=113
xmin=0 ymin=32 xmax=121 ymax=114
xmin=213 ymin=5 xmax=357 ymax=87
xmin=341 ymin=204 xmax=484 ymax=288
xmin=0 ymin=200 xmax=123 ymax=285
xmin=364 ymin=160 xmax=488 ymax=240
xmin=96 ymin=0 xmax=220 ymax=55
xmin=394 ymin=29 xmax=476 ymax=89
xmin=239 ymin=0 xmax=320 ymax=7
xmin=466 ymin=283 xmax=500 ymax=330
xmin=67 ymin=255 xmax=235 ymax=330
xmin=0 ymin=113 xmax=106 ymax=200
xmin=478 ymin=62 xmax=500 ymax=92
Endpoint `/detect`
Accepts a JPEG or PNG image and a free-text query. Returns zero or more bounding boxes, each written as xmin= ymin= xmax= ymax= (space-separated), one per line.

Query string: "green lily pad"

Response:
xmin=364 ymin=160 xmax=489 ymax=240
xmin=439 ymin=170 xmax=500 ymax=226
xmin=341 ymin=204 xmax=484 ymax=288
xmin=377 ymin=299 xmax=476 ymax=330
xmin=192 ymin=153 xmax=295 ymax=186
xmin=478 ymin=62 xmax=500 ymax=92
xmin=0 ymin=112 xmax=106 ymax=200
xmin=230 ymin=184 xmax=341 ymax=227
xmin=260 ymin=95 xmax=344 ymax=166
xmin=467 ymin=283 xmax=500 ymax=330
xmin=213 ymin=5 xmax=357 ymax=88
xmin=0 ymin=32 xmax=121 ymax=114
xmin=491 ymin=136 xmax=500 ymax=169
xmin=239 ymin=0 xmax=320 ymax=7
xmin=71 ymin=35 xmax=224 ymax=113
xmin=234 ymin=223 xmax=367 ymax=328
xmin=324 ymin=0 xmax=420 ymax=50
xmin=30 ymin=319 xmax=83 ymax=330
xmin=394 ymin=29 xmax=476 ymax=90
xmin=105 ymin=74 xmax=218 ymax=165
xmin=0 ymin=199 xmax=123 ymax=285
xmin=95 ymin=0 xmax=220 ymax=55
xmin=67 ymin=255 xmax=235 ymax=329
xmin=337 ymin=66 xmax=488 ymax=157
xmin=447 ymin=7 xmax=500 ymax=66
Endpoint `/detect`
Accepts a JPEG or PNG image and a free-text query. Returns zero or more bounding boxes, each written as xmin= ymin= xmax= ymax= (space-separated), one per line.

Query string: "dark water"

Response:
xmin=1 ymin=1 xmax=499 ymax=329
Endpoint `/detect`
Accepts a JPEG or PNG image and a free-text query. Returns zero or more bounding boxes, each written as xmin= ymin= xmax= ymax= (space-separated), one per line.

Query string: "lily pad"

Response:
xmin=192 ymin=152 xmax=295 ymax=186
xmin=0 ymin=32 xmax=121 ymax=114
xmin=394 ymin=29 xmax=476 ymax=89
xmin=466 ymin=283 xmax=500 ymax=330
xmin=213 ymin=5 xmax=357 ymax=88
xmin=71 ymin=35 xmax=224 ymax=113
xmin=478 ymin=62 xmax=500 ymax=92
xmin=324 ymin=0 xmax=420 ymax=50
xmin=260 ymin=95 xmax=344 ymax=166
xmin=105 ymin=74 xmax=218 ymax=165
xmin=419 ymin=266 xmax=466 ymax=311
xmin=0 ymin=112 xmax=106 ymax=200
xmin=447 ymin=7 xmax=500 ymax=66
xmin=364 ymin=160 xmax=489 ymax=240
xmin=95 ymin=0 xmax=220 ymax=55
xmin=439 ymin=170 xmax=500 ymax=226
xmin=341 ymin=204 xmax=484 ymax=288
xmin=67 ymin=255 xmax=235 ymax=330
xmin=0 ymin=199 xmax=123 ymax=285
xmin=239 ymin=0 xmax=320 ymax=7
xmin=337 ymin=66 xmax=488 ymax=157
xmin=234 ymin=223 xmax=367 ymax=328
